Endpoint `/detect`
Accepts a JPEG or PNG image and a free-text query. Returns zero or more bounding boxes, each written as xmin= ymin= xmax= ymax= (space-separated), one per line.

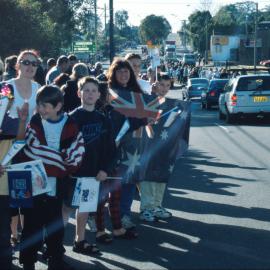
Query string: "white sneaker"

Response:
xmin=153 ymin=206 xmax=172 ymax=219
xmin=121 ymin=215 xmax=136 ymax=229
xmin=87 ymin=215 xmax=97 ymax=232
xmin=139 ymin=209 xmax=155 ymax=222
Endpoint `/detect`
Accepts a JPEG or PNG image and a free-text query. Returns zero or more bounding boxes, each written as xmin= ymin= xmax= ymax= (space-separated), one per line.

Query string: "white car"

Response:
xmin=219 ymin=74 xmax=270 ymax=123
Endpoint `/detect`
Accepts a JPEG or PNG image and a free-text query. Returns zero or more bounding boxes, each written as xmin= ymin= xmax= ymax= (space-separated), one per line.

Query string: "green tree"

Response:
xmin=212 ymin=2 xmax=268 ymax=35
xmin=0 ymin=0 xmax=55 ymax=57
xmin=115 ymin=10 xmax=129 ymax=32
xmin=186 ymin=11 xmax=213 ymax=53
xmin=0 ymin=0 xmax=75 ymax=57
xmin=139 ymin=15 xmax=171 ymax=45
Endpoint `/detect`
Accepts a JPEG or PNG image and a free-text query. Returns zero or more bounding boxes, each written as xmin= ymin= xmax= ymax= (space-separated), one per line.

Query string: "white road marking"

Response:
xmin=214 ymin=123 xmax=231 ymax=133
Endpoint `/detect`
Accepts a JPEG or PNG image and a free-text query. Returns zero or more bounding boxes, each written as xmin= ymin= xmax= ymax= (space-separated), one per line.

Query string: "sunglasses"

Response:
xmin=20 ymin=60 xmax=39 ymax=67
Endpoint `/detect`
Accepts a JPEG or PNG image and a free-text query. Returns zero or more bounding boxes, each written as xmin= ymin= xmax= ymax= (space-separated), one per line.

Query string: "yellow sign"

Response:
xmin=253 ymin=96 xmax=268 ymax=102
xmin=212 ymin=36 xmax=228 ymax=45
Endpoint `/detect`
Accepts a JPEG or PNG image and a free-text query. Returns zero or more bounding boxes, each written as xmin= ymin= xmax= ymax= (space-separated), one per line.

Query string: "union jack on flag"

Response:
xmin=109 ymin=88 xmax=165 ymax=120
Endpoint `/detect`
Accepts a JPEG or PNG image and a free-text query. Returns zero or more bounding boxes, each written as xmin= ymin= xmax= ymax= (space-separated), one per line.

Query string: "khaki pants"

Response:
xmin=139 ymin=181 xmax=166 ymax=211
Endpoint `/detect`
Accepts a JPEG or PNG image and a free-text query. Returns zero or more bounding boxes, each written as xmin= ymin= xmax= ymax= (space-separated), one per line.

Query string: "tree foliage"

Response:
xmin=139 ymin=15 xmax=171 ymax=44
xmin=186 ymin=11 xmax=213 ymax=53
xmin=0 ymin=0 xmax=74 ymax=58
xmin=185 ymin=1 xmax=270 ymax=53
xmin=115 ymin=10 xmax=129 ymax=31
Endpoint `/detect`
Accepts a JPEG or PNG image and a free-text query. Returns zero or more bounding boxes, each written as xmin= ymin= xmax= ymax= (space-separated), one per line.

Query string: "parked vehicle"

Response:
xmin=187 ymin=78 xmax=209 ymax=99
xmin=201 ymin=79 xmax=229 ymax=109
xmin=183 ymin=53 xmax=196 ymax=66
xmin=259 ymin=59 xmax=270 ymax=67
xmin=219 ymin=75 xmax=270 ymax=123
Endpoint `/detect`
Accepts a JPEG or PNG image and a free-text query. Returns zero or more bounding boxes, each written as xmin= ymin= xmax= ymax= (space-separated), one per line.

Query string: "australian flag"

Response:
xmin=109 ymin=88 xmax=191 ymax=183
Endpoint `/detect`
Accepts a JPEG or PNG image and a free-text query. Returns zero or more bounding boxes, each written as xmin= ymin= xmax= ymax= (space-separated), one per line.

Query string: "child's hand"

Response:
xmin=151 ymin=82 xmax=160 ymax=94
xmin=96 ymin=170 xmax=107 ymax=182
xmin=17 ymin=102 xmax=29 ymax=122
xmin=0 ymin=165 xmax=5 ymax=177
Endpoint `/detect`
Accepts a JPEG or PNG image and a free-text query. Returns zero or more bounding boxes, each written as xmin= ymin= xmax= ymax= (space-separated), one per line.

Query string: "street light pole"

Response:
xmin=205 ymin=18 xmax=208 ymax=64
xmin=109 ymin=0 xmax=114 ymax=63
xmin=94 ymin=0 xmax=97 ymax=62
xmin=254 ymin=2 xmax=258 ymax=73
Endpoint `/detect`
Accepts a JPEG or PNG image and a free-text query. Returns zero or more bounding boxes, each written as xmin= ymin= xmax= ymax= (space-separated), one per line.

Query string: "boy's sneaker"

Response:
xmin=87 ymin=216 xmax=97 ymax=233
xmin=139 ymin=209 xmax=155 ymax=222
xmin=121 ymin=215 xmax=136 ymax=229
xmin=153 ymin=206 xmax=172 ymax=219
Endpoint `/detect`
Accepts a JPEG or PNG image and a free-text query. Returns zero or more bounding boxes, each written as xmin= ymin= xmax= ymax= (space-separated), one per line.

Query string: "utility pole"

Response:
xmin=205 ymin=18 xmax=208 ymax=64
xmin=183 ymin=20 xmax=187 ymax=49
xmin=104 ymin=4 xmax=107 ymax=33
xmin=94 ymin=0 xmax=97 ymax=62
xmin=109 ymin=0 xmax=114 ymax=63
xmin=254 ymin=2 xmax=258 ymax=73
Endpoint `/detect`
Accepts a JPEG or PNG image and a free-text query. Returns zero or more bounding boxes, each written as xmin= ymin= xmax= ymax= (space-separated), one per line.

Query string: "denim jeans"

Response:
xmin=120 ymin=183 xmax=136 ymax=217
xmin=0 ymin=195 xmax=12 ymax=270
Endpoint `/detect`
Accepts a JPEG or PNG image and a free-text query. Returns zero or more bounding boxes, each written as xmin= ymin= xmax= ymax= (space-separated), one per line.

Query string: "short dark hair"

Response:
xmin=57 ymin=55 xmax=69 ymax=66
xmin=36 ymin=85 xmax=64 ymax=107
xmin=125 ymin=53 xmax=141 ymax=61
xmin=77 ymin=76 xmax=99 ymax=91
xmin=47 ymin=58 xmax=56 ymax=67
xmin=68 ymin=54 xmax=77 ymax=61
xmin=159 ymin=73 xmax=171 ymax=82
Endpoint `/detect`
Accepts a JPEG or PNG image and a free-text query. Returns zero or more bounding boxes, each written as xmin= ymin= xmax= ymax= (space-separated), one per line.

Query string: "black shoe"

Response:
xmin=72 ymin=240 xmax=101 ymax=256
xmin=23 ymin=263 xmax=35 ymax=270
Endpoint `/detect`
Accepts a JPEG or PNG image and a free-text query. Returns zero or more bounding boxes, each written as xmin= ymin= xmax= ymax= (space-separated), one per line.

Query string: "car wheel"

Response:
xmin=219 ymin=110 xmax=225 ymax=120
xmin=225 ymin=106 xmax=236 ymax=124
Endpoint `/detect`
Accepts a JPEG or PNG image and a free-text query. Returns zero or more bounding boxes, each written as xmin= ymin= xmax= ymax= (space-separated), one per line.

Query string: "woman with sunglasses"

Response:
xmin=0 ymin=49 xmax=40 ymax=257
xmin=7 ymin=50 xmax=40 ymax=123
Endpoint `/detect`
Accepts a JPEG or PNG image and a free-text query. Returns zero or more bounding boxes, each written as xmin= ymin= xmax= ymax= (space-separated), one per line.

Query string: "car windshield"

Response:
xmin=236 ymin=76 xmax=270 ymax=91
xmin=209 ymin=80 xmax=229 ymax=90
xmin=191 ymin=79 xmax=208 ymax=85
xmin=185 ymin=55 xmax=195 ymax=59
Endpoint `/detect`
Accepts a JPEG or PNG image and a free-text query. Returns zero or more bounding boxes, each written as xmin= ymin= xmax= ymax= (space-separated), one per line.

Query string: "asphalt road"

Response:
xmin=13 ymin=90 xmax=270 ymax=270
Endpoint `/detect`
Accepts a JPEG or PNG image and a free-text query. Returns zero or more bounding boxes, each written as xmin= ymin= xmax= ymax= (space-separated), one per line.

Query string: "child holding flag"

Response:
xmin=139 ymin=74 xmax=173 ymax=222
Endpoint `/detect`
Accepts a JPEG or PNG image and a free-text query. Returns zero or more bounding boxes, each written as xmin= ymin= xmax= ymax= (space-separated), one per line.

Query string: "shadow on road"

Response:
xmin=62 ymin=213 xmax=270 ymax=269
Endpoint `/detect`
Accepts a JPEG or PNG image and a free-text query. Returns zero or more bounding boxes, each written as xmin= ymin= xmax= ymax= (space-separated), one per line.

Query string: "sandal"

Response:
xmin=96 ymin=233 xmax=113 ymax=244
xmin=114 ymin=228 xmax=138 ymax=240
xmin=72 ymin=240 xmax=101 ymax=256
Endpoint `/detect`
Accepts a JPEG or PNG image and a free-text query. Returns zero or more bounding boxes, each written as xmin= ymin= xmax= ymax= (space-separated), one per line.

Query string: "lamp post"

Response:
xmin=109 ymin=0 xmax=114 ymax=63
xmin=205 ymin=18 xmax=208 ymax=65
xmin=253 ymin=2 xmax=258 ymax=73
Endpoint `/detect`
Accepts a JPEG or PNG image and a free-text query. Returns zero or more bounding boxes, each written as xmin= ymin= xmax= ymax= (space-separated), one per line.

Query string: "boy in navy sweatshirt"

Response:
xmin=67 ymin=77 xmax=138 ymax=253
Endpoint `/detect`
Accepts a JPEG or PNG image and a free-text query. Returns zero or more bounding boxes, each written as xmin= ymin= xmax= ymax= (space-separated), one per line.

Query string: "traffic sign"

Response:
xmin=73 ymin=41 xmax=96 ymax=53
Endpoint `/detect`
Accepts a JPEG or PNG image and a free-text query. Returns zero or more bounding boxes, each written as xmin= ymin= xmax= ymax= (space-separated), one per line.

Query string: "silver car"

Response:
xmin=187 ymin=78 xmax=209 ymax=99
xmin=219 ymin=74 xmax=270 ymax=123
